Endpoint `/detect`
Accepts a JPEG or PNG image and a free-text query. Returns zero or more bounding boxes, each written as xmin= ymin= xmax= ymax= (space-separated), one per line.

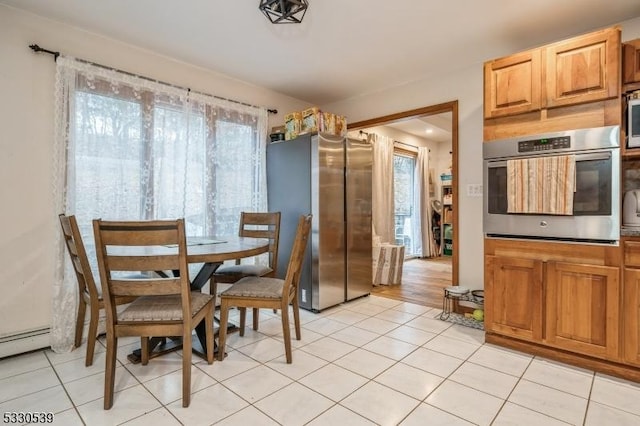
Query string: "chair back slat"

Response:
xmin=98 ymin=224 xmax=180 ymax=246
xmin=241 ymin=229 xmax=271 ymax=239
xmin=110 ymin=278 xmax=182 ymax=297
xmin=107 ymin=254 xmax=181 ymax=272
xmin=282 ymin=215 xmax=312 ymax=301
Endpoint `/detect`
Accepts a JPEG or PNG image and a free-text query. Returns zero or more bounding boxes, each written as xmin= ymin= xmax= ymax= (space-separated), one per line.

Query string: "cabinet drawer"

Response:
xmin=624 ymin=241 xmax=640 ymax=267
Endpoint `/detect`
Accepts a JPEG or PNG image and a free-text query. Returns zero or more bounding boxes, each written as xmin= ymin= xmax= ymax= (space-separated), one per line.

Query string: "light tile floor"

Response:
xmin=2 ymin=295 xmax=640 ymax=425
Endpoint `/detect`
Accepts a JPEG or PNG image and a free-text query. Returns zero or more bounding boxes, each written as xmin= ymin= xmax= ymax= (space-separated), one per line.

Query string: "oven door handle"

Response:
xmin=574 ymin=152 xmax=611 ymax=161
xmin=486 ymin=151 xmax=611 ymax=168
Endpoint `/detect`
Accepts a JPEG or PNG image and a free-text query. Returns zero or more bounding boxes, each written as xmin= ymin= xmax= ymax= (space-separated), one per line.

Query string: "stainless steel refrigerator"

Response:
xmin=267 ymin=132 xmax=372 ymax=311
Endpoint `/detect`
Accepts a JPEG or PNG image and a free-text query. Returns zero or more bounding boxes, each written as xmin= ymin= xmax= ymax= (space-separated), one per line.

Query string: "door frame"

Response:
xmin=349 ymin=100 xmax=459 ymax=286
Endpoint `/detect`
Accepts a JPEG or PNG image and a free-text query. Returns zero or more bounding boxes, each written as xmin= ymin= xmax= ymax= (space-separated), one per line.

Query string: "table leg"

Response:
xmin=127 ymin=337 xmax=183 ymax=364
xmin=191 ymin=262 xmax=222 ymax=291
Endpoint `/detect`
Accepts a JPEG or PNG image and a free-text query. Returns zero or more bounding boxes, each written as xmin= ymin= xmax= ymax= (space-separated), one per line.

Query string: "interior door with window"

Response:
xmin=394 ymin=152 xmax=416 ymax=256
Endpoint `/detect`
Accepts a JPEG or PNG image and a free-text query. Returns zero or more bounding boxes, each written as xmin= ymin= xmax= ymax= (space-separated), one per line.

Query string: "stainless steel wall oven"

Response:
xmin=483 ymin=126 xmax=620 ymax=243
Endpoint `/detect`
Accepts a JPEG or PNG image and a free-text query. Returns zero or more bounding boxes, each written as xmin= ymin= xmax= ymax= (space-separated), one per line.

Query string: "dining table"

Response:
xmin=126 ymin=235 xmax=270 ymax=363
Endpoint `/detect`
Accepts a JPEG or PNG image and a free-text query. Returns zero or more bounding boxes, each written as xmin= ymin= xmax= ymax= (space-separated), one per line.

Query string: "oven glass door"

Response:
xmin=487 ymin=151 xmax=612 ymax=216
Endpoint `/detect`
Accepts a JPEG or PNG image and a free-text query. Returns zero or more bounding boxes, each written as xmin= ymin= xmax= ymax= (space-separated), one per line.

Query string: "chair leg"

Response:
xmin=252 ymin=308 xmax=259 ymax=331
xmin=205 ymin=306 xmax=215 ymax=365
xmin=239 ymin=307 xmax=247 ymax=337
xmin=182 ymin=328 xmax=192 ymax=408
xmin=292 ymin=296 xmax=301 ymax=340
xmin=281 ymin=303 xmax=292 ymax=364
xmin=103 ymin=334 xmax=117 ymax=410
xmin=85 ymin=303 xmax=100 ymax=366
xmin=209 ymin=277 xmax=218 ymax=298
xmin=75 ymin=299 xmax=86 ymax=348
xmin=218 ymin=299 xmax=230 ymax=361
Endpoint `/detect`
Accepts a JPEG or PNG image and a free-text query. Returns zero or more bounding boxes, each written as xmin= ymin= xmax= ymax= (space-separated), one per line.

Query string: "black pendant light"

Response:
xmin=259 ymin=0 xmax=309 ymax=24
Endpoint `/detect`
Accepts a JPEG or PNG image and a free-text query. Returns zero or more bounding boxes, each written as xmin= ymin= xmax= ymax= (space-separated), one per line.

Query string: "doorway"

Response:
xmin=349 ymin=101 xmax=459 ymax=307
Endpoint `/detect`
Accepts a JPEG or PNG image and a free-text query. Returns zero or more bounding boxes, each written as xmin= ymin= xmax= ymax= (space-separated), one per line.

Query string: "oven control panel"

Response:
xmin=518 ymin=136 xmax=571 ymax=153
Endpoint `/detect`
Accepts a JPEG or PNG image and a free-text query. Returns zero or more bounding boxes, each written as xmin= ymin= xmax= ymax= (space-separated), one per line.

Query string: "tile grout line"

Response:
xmin=43 ymin=348 xmax=87 ymax=425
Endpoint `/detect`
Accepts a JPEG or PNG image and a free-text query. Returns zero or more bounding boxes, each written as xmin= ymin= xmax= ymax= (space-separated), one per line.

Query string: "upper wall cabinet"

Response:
xmin=545 ymin=28 xmax=620 ymax=108
xmin=484 ymin=27 xmax=620 ymax=119
xmin=623 ymin=39 xmax=640 ymax=85
xmin=484 ymin=49 xmax=542 ymax=118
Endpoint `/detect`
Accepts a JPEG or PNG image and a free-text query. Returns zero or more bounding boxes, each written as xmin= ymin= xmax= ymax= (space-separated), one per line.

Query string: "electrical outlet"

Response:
xmin=466 ymin=184 xmax=483 ymax=197
xmin=301 ymin=289 xmax=307 ymax=303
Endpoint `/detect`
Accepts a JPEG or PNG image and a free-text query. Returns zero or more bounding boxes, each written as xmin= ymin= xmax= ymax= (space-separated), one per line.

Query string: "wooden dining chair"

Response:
xmin=58 ymin=214 xmax=137 ymax=367
xmin=93 ymin=218 xmax=215 ymax=409
xmin=218 ymin=214 xmax=312 ymax=363
xmin=211 ymin=211 xmax=281 ymax=332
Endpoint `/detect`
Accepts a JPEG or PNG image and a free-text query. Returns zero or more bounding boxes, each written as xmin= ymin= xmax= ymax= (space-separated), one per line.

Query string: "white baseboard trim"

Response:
xmin=0 ymin=328 xmax=50 ymax=359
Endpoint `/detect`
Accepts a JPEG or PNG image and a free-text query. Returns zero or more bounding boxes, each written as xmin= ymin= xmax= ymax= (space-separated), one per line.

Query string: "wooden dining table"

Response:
xmin=127 ymin=235 xmax=270 ymax=363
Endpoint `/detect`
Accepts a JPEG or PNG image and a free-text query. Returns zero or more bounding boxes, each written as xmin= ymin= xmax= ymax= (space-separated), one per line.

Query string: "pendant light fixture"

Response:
xmin=259 ymin=0 xmax=309 ymax=24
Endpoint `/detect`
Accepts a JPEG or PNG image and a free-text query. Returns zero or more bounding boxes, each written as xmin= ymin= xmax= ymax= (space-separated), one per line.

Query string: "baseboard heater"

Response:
xmin=0 ymin=327 xmax=50 ymax=359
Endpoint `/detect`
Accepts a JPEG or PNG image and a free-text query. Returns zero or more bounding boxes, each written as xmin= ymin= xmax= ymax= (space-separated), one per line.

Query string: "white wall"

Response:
xmin=0 ymin=5 xmax=310 ymax=340
xmin=622 ymin=16 xmax=640 ymax=40
xmin=325 ymin=16 xmax=640 ymax=290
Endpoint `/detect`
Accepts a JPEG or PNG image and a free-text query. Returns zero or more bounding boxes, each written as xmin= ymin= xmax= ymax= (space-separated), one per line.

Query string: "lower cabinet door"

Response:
xmin=624 ymin=268 xmax=640 ymax=366
xmin=485 ymin=255 xmax=543 ymax=341
xmin=546 ymin=261 xmax=619 ymax=360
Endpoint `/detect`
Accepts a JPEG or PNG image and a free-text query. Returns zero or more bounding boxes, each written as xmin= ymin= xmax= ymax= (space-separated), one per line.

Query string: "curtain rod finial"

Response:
xmin=29 ymin=44 xmax=60 ymax=61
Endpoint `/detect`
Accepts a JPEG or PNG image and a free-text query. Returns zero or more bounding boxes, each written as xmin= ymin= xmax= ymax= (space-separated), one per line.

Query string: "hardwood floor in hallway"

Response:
xmin=371 ymin=256 xmax=452 ymax=308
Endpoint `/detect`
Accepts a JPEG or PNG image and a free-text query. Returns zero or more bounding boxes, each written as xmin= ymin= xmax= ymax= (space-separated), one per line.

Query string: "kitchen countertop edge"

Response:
xmin=621 ymin=227 xmax=640 ymax=237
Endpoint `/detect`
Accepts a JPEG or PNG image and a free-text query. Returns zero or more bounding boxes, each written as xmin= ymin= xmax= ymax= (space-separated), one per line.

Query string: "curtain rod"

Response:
xmin=358 ymin=130 xmax=429 ymax=152
xmin=28 ymin=44 xmax=278 ymax=115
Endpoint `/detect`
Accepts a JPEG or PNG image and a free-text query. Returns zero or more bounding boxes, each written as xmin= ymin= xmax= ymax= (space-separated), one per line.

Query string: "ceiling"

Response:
xmin=386 ymin=114 xmax=452 ymax=144
xmin=3 ymin=1 xmax=640 ymax=105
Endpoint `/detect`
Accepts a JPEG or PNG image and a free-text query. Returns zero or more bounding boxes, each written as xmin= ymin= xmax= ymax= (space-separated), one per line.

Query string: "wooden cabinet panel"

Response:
xmin=545 ymin=28 xmax=620 ymax=108
xmin=545 ymin=261 xmax=619 ymax=360
xmin=624 ymin=268 xmax=640 ymax=366
xmin=484 ymin=49 xmax=542 ymax=119
xmin=624 ymin=240 xmax=640 ymax=268
xmin=485 ymin=255 xmax=543 ymax=341
xmin=623 ymin=39 xmax=640 ymax=85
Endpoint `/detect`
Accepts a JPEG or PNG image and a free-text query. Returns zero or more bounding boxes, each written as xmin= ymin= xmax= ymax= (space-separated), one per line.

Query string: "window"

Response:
xmin=55 ymin=59 xmax=268 ymax=243
xmin=393 ymin=151 xmax=416 ymax=256
xmin=53 ymin=57 xmax=269 ymax=282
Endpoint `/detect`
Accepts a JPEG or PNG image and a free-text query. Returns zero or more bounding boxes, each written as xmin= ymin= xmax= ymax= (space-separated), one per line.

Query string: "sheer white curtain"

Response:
xmin=412 ymin=147 xmax=438 ymax=257
xmin=51 ymin=57 xmax=268 ymax=352
xmin=370 ymin=133 xmax=395 ymax=244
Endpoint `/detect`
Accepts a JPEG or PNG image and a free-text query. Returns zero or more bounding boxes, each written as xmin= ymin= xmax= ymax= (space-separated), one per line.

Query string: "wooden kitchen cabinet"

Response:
xmin=623 ymin=267 xmax=640 ymax=366
xmin=623 ymin=39 xmax=640 ymax=86
xmin=484 ymin=238 xmax=632 ymax=379
xmin=623 ymin=239 xmax=640 ymax=366
xmin=544 ymin=27 xmax=620 ymax=109
xmin=484 ymin=49 xmax=542 ymax=118
xmin=484 ymin=255 xmax=543 ymax=341
xmin=483 ymin=26 xmax=620 ymax=120
xmin=545 ymin=261 xmax=620 ymax=360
